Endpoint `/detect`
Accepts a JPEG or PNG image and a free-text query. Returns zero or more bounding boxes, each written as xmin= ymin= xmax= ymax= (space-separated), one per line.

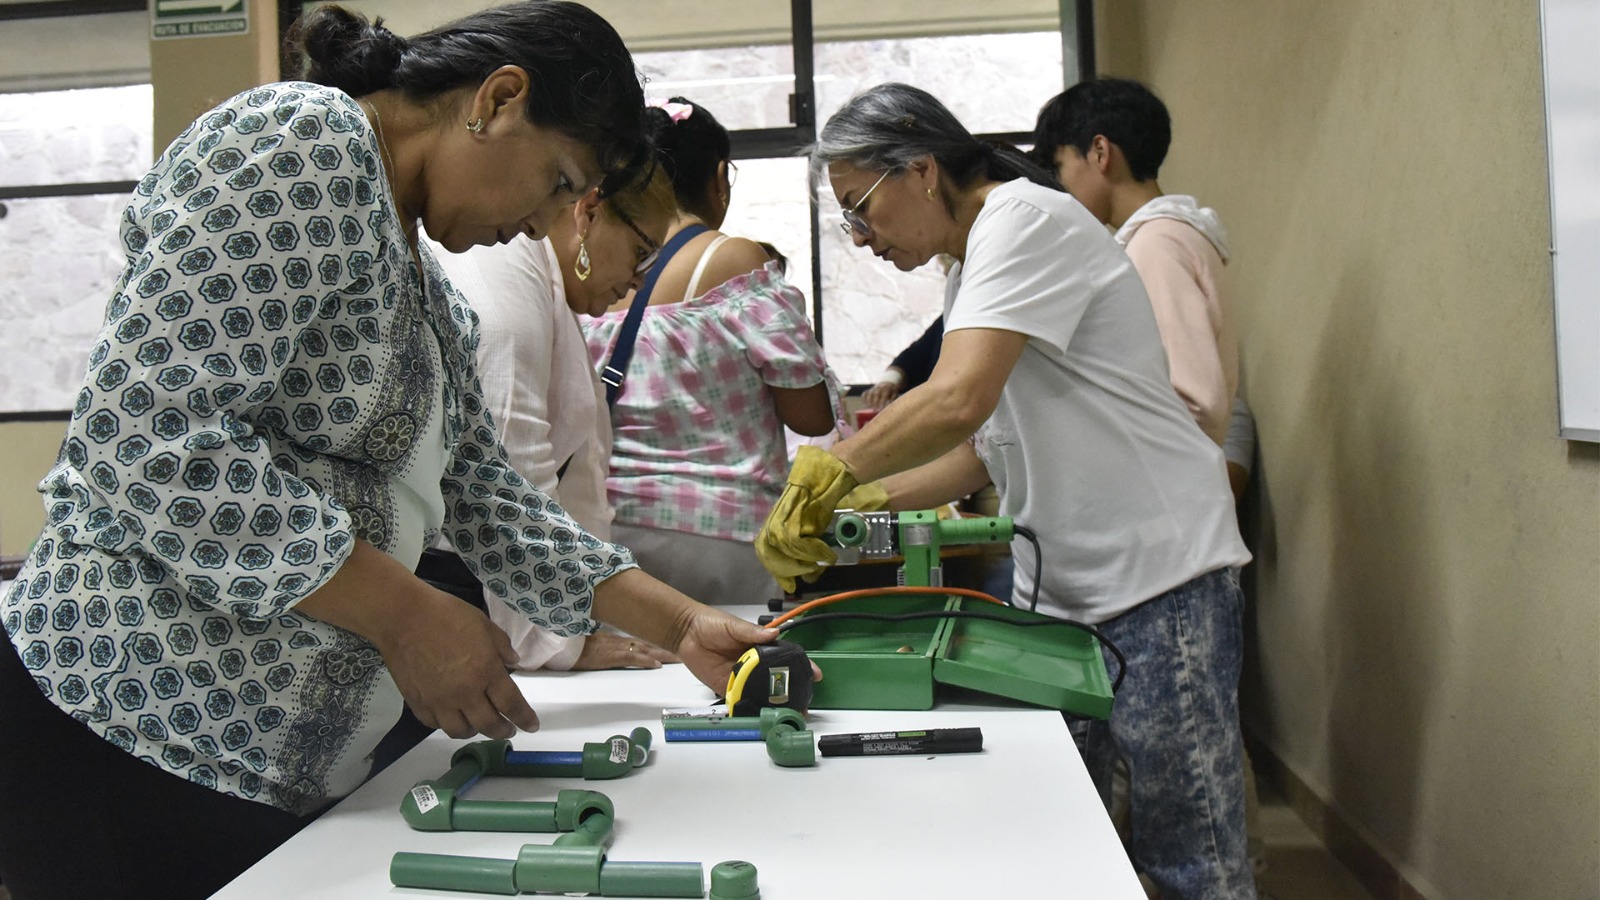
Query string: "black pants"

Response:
xmin=0 ymin=630 xmax=308 ymax=900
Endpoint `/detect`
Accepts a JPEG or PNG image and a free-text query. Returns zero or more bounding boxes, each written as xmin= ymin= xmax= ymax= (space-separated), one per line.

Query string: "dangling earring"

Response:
xmin=574 ymin=237 xmax=592 ymax=281
xmin=466 ymin=117 xmax=484 ymax=134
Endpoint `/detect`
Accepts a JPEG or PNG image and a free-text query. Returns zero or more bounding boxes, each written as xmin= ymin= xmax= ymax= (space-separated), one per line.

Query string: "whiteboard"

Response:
xmin=1540 ymin=0 xmax=1600 ymax=442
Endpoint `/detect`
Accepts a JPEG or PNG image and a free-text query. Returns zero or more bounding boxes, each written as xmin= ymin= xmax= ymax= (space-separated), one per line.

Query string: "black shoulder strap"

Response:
xmin=601 ymin=223 xmax=710 ymax=408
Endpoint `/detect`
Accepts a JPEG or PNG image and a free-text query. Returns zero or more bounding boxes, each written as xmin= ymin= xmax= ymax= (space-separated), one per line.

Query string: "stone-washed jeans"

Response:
xmin=1070 ymin=567 xmax=1256 ymax=900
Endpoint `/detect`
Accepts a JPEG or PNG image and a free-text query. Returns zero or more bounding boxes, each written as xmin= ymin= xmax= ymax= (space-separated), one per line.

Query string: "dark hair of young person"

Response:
xmin=1029 ymin=77 xmax=1172 ymax=182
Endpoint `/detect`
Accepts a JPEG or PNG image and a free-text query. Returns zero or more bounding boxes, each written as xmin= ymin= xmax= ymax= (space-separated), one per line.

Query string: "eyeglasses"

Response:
xmin=726 ymin=160 xmax=739 ymax=188
xmin=615 ymin=210 xmax=661 ymax=274
xmin=839 ymin=170 xmax=891 ymax=238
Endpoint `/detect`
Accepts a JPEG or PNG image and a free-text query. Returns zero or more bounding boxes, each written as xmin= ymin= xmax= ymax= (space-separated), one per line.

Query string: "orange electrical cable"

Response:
xmin=767 ymin=585 xmax=1007 ymax=629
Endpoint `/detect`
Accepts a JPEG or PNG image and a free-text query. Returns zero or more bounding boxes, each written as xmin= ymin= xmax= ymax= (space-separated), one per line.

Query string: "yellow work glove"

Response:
xmin=755 ymin=446 xmax=860 ymax=593
xmin=838 ymin=481 xmax=889 ymax=512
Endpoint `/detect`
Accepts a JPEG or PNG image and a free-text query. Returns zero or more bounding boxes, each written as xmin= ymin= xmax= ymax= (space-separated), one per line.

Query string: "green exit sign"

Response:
xmin=152 ymin=0 xmax=249 ymax=39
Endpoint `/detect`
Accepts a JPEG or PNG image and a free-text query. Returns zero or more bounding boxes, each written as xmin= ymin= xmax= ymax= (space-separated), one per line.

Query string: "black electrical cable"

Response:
xmin=1011 ymin=523 xmax=1043 ymax=612
xmin=776 ymin=608 xmax=1126 ymax=694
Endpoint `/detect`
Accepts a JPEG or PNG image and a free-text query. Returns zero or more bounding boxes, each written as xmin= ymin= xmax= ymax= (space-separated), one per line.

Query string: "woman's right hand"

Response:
xmin=376 ymin=584 xmax=540 ymax=740
xmin=295 ymin=540 xmax=539 ymax=740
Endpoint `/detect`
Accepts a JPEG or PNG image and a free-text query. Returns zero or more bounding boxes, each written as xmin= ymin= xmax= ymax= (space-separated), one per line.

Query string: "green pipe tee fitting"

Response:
xmin=514 ymin=800 xmax=614 ymax=895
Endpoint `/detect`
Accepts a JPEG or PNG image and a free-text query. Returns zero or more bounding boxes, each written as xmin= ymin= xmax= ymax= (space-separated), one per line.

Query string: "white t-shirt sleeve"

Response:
xmin=943 ymin=192 xmax=1100 ymax=355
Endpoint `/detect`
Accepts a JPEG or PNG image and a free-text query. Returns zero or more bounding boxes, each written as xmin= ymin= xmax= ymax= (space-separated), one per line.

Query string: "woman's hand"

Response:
xmin=295 ymin=541 xmax=540 ymax=741
xmin=571 ymin=631 xmax=678 ymax=670
xmin=372 ymin=585 xmax=539 ymax=740
xmin=590 ymin=568 xmax=796 ymax=695
xmin=860 ymin=379 xmax=901 ymax=412
xmin=672 ymin=605 xmax=786 ymax=695
xmin=753 ymin=446 xmax=859 ymax=592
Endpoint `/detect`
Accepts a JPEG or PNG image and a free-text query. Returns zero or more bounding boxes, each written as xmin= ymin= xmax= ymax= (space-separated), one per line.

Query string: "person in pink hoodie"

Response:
xmin=1031 ymin=79 xmax=1238 ymax=447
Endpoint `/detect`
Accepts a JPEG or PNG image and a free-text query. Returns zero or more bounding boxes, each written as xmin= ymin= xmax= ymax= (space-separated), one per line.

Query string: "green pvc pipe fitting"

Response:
xmin=554 ymin=789 xmax=614 ymax=832
xmin=557 ymin=804 xmax=616 ymax=849
xmin=452 ymin=738 xmax=513 ymax=774
xmin=832 ymin=512 xmax=869 ymax=547
xmin=514 ymin=841 xmax=606 ymax=895
xmin=761 ymin=707 xmax=807 ymax=737
xmin=581 ymin=726 xmax=654 ymax=779
xmin=391 ymin=851 xmax=518 ymax=896
xmin=764 ymin=723 xmax=816 ymax=768
xmin=599 ymin=861 xmax=706 ymax=898
xmin=512 ymin=801 xmax=615 ymax=895
xmin=708 ymin=860 xmax=761 ymax=900
xmin=400 ymin=753 xmax=488 ymax=831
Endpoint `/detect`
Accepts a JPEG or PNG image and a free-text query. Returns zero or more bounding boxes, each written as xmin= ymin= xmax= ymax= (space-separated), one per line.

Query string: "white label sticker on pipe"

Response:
xmin=410 ymin=784 xmax=439 ymax=814
xmin=610 ymin=738 xmax=630 ymax=765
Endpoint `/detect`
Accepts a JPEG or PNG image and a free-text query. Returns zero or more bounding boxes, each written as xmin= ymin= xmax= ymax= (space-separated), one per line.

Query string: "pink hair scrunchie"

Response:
xmin=648 ymin=99 xmax=695 ymax=123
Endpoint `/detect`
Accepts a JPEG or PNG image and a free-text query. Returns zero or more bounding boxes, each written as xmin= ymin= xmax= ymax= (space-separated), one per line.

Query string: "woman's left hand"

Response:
xmin=590 ymin=568 xmax=819 ymax=695
xmin=673 ymin=606 xmax=790 ymax=695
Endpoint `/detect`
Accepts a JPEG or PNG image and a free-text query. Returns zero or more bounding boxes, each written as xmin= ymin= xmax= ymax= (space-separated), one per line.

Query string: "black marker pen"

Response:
xmin=817 ymin=727 xmax=983 ymax=757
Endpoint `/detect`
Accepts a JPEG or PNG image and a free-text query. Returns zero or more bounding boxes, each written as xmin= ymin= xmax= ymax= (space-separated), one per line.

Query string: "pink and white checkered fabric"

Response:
xmin=583 ymin=261 xmax=835 ymax=541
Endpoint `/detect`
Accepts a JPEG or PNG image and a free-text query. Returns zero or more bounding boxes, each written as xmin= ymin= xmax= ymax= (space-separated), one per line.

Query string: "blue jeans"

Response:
xmin=1070 ymin=568 xmax=1256 ymax=900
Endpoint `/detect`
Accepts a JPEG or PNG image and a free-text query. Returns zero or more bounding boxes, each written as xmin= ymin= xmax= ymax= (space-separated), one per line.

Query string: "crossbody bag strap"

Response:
xmin=601 ymin=222 xmax=710 ymax=408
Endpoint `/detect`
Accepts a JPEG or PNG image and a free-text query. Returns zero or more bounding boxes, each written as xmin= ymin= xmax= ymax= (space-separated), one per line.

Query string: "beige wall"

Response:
xmin=151 ymin=0 xmax=282 ymax=151
xmin=1096 ymin=2 xmax=1600 ymax=897
xmin=0 ymin=421 xmax=67 ymax=557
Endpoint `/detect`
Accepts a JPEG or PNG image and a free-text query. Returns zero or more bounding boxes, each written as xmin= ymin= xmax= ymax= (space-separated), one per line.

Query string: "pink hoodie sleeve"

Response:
xmin=1124 ymin=218 xmax=1238 ymax=445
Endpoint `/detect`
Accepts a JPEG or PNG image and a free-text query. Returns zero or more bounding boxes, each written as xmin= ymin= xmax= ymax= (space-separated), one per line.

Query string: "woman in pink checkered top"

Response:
xmin=584 ymin=98 xmax=840 ymax=605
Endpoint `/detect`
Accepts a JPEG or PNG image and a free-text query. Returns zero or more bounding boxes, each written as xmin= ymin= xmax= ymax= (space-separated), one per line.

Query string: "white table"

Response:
xmin=214 ymin=608 xmax=1143 ymax=899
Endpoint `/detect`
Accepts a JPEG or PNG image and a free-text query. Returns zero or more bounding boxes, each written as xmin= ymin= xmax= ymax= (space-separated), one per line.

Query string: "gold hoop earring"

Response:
xmin=574 ymin=238 xmax=592 ymax=281
xmin=466 ymin=117 xmax=484 ymax=134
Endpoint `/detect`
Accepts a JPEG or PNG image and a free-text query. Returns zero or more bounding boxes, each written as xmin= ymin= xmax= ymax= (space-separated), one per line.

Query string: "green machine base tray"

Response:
xmin=782 ymin=594 xmax=1114 ymax=719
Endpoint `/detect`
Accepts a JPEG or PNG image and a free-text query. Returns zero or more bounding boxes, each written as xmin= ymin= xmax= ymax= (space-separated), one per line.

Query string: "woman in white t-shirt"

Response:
xmin=753 ymin=83 xmax=1255 ymax=900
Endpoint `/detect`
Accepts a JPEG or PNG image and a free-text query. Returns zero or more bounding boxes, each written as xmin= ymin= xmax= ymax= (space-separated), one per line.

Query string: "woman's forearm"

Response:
xmin=589 ymin=567 xmax=699 ymax=653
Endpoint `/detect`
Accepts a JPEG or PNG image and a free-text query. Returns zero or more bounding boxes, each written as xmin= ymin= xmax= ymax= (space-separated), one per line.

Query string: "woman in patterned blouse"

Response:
xmin=0 ymin=6 xmax=780 ymax=898
xmin=585 ymin=98 xmax=841 ymax=606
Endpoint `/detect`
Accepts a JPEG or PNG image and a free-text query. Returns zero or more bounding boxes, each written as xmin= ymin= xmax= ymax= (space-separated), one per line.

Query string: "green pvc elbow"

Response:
xmin=764 ymin=721 xmax=816 ymax=768
xmin=581 ymin=726 xmax=653 ymax=779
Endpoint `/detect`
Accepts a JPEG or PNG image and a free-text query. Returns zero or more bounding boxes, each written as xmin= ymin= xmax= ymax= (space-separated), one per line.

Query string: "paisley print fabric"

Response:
xmin=2 ymin=83 xmax=635 ymax=815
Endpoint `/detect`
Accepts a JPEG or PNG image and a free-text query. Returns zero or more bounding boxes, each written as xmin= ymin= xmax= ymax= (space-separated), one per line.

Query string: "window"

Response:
xmin=0 ymin=84 xmax=152 ymax=414
xmin=0 ymin=0 xmax=1086 ymax=412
